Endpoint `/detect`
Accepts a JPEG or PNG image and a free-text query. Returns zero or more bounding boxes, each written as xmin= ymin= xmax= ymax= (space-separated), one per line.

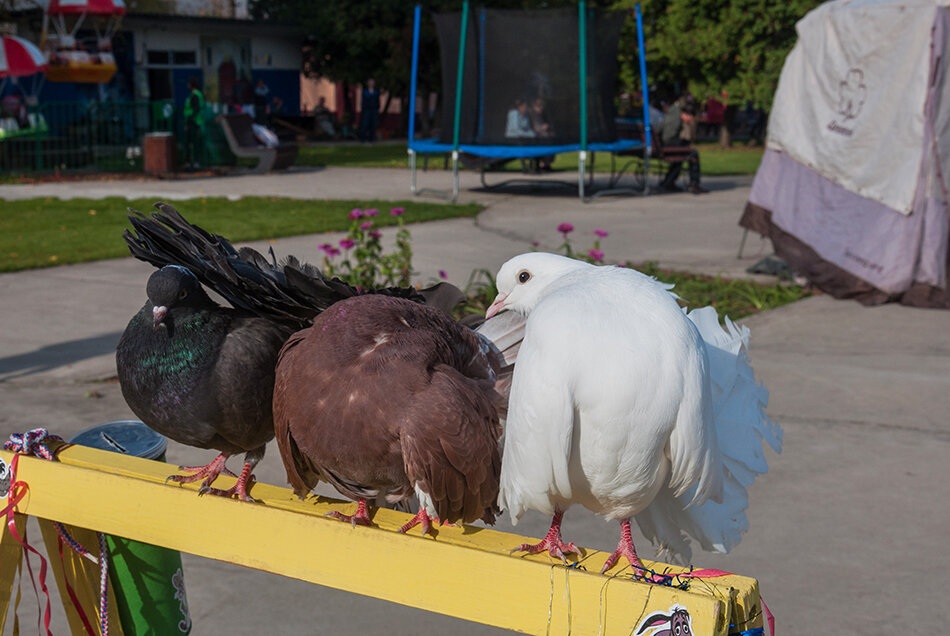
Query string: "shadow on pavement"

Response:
xmin=0 ymin=331 xmax=122 ymax=380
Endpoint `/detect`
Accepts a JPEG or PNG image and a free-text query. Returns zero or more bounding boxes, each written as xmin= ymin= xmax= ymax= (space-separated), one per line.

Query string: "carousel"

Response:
xmin=40 ymin=0 xmax=125 ymax=83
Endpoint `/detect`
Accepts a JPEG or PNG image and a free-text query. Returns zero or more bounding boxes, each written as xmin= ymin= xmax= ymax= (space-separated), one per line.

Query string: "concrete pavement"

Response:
xmin=1 ymin=166 xmax=948 ymax=634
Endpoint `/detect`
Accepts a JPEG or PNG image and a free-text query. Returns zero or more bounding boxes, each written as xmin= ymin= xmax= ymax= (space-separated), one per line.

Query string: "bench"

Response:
xmin=607 ymin=123 xmax=695 ymax=190
xmin=216 ymin=113 xmax=298 ymax=174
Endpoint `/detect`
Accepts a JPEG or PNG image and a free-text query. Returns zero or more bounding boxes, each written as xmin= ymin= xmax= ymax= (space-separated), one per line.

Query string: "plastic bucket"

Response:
xmin=70 ymin=420 xmax=192 ymax=634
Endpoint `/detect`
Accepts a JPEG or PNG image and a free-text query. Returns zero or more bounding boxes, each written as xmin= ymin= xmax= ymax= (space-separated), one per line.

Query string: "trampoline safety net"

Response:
xmin=434 ymin=7 xmax=624 ymax=147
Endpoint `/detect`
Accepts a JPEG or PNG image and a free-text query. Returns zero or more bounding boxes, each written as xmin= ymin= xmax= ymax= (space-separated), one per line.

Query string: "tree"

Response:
xmin=250 ymin=0 xmax=578 ymax=135
xmin=613 ymin=0 xmax=823 ymax=145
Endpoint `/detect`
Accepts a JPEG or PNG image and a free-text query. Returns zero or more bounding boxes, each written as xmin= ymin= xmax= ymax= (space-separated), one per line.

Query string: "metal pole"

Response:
xmin=636 ymin=5 xmax=651 ymax=195
xmin=452 ymin=2 xmax=469 ymax=151
xmin=409 ymin=5 xmax=421 ymax=144
xmin=408 ymin=5 xmax=421 ymax=194
xmin=450 ymin=1 xmax=469 ymax=204
xmin=578 ymin=1 xmax=588 ymax=199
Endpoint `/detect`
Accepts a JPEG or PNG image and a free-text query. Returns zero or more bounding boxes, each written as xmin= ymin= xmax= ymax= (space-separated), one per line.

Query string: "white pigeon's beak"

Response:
xmin=152 ymin=305 xmax=168 ymax=330
xmin=485 ymin=293 xmax=508 ymax=319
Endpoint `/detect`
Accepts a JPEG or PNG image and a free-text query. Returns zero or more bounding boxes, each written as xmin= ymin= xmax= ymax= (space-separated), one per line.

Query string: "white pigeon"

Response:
xmin=487 ymin=252 xmax=781 ymax=574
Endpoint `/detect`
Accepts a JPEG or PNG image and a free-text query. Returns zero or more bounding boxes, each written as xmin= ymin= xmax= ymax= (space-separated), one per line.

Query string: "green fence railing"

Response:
xmin=0 ymin=100 xmax=179 ymax=174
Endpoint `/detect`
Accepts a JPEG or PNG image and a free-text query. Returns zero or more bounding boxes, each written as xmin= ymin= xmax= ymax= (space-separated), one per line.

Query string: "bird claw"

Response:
xmin=197 ymin=483 xmax=256 ymax=502
xmin=177 ymin=464 xmax=238 ymax=479
xmin=510 ymin=539 xmax=579 ymax=563
xmin=398 ymin=510 xmax=438 ymax=537
xmin=325 ymin=510 xmax=373 ymax=527
xmin=325 ymin=500 xmax=373 ymax=528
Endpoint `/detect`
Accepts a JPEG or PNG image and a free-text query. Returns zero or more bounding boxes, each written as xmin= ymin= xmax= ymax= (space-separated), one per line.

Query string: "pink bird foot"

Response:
xmin=199 ymin=460 xmax=258 ymax=502
xmin=165 ymin=452 xmax=236 ymax=488
xmin=601 ymin=519 xmax=663 ymax=581
xmin=398 ymin=509 xmax=434 ymax=536
xmin=326 ymin=499 xmax=373 ymax=528
xmin=511 ymin=509 xmax=579 ymax=563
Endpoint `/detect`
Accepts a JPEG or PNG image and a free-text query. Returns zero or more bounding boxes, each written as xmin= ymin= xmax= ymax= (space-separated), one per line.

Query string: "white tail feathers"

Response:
xmin=635 ymin=307 xmax=782 ymax=563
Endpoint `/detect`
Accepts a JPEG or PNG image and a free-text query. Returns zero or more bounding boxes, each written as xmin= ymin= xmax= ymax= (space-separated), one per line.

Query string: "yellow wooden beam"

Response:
xmin=0 ymin=447 xmax=764 ymax=635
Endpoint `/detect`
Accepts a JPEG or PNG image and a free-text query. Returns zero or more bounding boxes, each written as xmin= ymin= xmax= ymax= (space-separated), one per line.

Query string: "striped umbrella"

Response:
xmin=0 ymin=35 xmax=48 ymax=79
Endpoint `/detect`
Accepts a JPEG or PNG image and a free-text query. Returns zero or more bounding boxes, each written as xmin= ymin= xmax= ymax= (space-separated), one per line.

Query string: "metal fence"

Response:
xmin=0 ymin=100 xmax=178 ymax=173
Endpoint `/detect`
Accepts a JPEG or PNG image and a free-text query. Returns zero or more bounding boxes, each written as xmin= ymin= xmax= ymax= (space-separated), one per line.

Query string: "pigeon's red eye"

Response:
xmin=518 ymin=270 xmax=531 ymax=284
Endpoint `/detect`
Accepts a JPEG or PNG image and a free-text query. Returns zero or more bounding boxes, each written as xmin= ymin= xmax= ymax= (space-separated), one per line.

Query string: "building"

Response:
xmin=3 ymin=0 xmax=303 ymax=118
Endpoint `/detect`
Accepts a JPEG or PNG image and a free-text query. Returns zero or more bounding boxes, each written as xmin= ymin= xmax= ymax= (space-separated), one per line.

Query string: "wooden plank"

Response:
xmin=0 ymin=512 xmax=26 ymax=634
xmin=0 ymin=447 xmax=763 ymax=635
xmin=37 ymin=520 xmax=125 ymax=636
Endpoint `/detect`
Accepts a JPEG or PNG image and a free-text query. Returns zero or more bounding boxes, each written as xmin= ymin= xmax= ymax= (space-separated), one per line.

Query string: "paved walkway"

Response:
xmin=1 ymin=167 xmax=948 ymax=634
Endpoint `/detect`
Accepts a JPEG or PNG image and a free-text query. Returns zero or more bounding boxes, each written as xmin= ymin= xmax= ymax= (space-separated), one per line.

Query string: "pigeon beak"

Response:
xmin=152 ymin=305 xmax=168 ymax=330
xmin=485 ymin=293 xmax=508 ymax=319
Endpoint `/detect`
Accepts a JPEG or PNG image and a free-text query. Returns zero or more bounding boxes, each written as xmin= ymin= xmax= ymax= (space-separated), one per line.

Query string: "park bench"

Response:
xmin=606 ymin=122 xmax=695 ymax=191
xmin=216 ymin=113 xmax=298 ymax=174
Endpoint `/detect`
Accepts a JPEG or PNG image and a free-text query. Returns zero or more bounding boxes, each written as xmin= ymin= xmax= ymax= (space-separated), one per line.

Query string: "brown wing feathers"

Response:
xmin=273 ymin=294 xmax=502 ymax=524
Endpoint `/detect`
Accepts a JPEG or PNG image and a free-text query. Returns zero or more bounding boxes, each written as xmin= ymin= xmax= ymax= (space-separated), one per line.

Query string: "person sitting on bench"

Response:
xmin=658 ymin=94 xmax=708 ymax=194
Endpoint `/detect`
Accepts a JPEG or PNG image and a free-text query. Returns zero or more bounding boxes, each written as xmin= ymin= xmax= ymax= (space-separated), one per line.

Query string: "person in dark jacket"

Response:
xmin=359 ymin=78 xmax=380 ymax=143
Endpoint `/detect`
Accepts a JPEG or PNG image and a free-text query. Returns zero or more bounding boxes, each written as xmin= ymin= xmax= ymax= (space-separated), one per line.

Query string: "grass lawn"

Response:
xmin=0 ymin=197 xmax=482 ymax=272
xmin=296 ymin=141 xmax=764 ymax=176
xmin=1 ymin=143 xmax=801 ymax=318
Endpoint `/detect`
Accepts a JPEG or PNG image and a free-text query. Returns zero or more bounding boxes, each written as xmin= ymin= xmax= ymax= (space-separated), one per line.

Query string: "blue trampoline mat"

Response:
xmin=408 ymin=138 xmax=642 ymax=159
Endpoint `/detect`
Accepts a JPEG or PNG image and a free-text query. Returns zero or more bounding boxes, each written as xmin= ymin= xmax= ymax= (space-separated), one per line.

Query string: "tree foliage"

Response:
xmin=249 ymin=0 xmax=576 ymax=109
xmin=250 ymin=0 xmax=820 ymax=116
xmin=613 ymin=0 xmax=823 ymax=110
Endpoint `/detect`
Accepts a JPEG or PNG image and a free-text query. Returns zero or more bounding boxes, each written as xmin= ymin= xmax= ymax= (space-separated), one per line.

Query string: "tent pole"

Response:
xmin=636 ymin=4 xmax=651 ymax=195
xmin=578 ymin=1 xmax=588 ymax=200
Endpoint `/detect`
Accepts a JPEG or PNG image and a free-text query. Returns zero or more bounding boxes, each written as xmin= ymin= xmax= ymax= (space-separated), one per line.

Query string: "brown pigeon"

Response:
xmin=274 ymin=293 xmax=506 ymax=534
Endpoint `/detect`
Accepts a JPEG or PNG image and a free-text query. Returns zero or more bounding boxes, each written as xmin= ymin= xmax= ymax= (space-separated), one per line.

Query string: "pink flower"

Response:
xmin=370 ymin=230 xmax=382 ymax=240
xmin=557 ymin=222 xmax=574 ymax=236
xmin=349 ymin=208 xmax=363 ymax=220
xmin=531 ymin=241 xmax=540 ymax=247
xmin=390 ymin=207 xmax=405 ymax=216
xmin=339 ymin=238 xmax=355 ymax=250
xmin=594 ymin=229 xmax=609 ymax=238
xmin=328 ymin=247 xmax=340 ymax=256
xmin=588 ymin=248 xmax=604 ymax=262
xmin=360 ymin=221 xmax=374 ymax=230
xmin=364 ymin=208 xmax=379 ymax=217
xmin=439 ymin=270 xmax=448 ymax=279
xmin=319 ymin=243 xmax=333 ymax=254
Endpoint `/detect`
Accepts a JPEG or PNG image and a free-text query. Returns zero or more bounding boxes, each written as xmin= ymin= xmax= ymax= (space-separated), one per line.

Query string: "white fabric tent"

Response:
xmin=742 ymin=0 xmax=950 ymax=306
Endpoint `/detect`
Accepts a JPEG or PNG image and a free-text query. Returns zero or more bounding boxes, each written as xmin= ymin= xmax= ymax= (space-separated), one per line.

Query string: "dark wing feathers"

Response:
xmin=124 ymin=203 xmax=434 ymax=331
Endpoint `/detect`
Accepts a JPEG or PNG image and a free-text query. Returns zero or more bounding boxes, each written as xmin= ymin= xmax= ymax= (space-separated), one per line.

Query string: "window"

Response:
xmin=172 ymin=51 xmax=196 ymax=65
xmin=147 ymin=50 xmax=169 ymax=65
xmin=146 ymin=50 xmax=197 ymax=68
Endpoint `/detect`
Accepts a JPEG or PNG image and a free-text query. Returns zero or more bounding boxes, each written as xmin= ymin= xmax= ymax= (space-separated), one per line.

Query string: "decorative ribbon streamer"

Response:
xmin=2 ymin=428 xmax=115 ymax=636
xmin=56 ymin=535 xmax=97 ymax=636
xmin=2 ymin=452 xmax=54 ymax=636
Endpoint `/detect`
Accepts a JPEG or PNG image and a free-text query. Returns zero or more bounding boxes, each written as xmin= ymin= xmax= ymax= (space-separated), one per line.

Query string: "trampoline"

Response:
xmin=407 ymin=3 xmax=653 ymax=202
